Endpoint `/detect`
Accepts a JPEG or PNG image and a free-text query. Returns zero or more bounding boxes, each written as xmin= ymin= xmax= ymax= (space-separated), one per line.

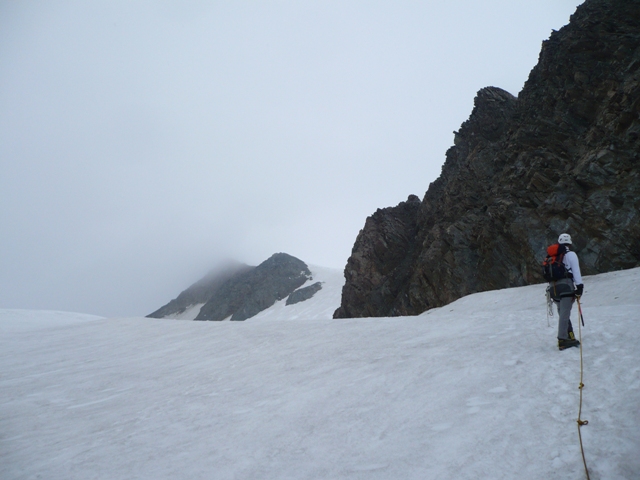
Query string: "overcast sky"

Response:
xmin=1 ymin=1 xmax=582 ymax=317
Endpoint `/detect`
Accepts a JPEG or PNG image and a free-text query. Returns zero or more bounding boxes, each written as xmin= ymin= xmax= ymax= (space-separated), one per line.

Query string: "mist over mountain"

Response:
xmin=335 ymin=0 xmax=640 ymax=318
xmin=148 ymin=253 xmax=318 ymax=321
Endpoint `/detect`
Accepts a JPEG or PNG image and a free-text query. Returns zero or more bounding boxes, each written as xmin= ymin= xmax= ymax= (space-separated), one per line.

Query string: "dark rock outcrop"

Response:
xmin=286 ymin=282 xmax=323 ymax=306
xmin=197 ymin=253 xmax=311 ymax=321
xmin=333 ymin=195 xmax=421 ymax=318
xmin=147 ymin=261 xmax=252 ymax=319
xmin=148 ymin=253 xmax=312 ymax=321
xmin=335 ymin=0 xmax=640 ymax=318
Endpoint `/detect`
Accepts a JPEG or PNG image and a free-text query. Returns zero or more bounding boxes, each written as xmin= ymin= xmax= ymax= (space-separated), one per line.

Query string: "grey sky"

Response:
xmin=1 ymin=1 xmax=581 ymax=317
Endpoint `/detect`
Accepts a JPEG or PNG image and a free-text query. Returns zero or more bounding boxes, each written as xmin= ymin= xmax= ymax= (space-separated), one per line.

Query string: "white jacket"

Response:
xmin=563 ymin=250 xmax=583 ymax=285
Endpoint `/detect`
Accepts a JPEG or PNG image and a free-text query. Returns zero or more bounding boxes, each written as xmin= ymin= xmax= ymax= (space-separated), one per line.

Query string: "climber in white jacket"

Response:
xmin=551 ymin=233 xmax=584 ymax=350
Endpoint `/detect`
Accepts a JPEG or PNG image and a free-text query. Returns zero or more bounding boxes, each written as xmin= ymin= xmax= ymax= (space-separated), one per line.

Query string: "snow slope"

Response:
xmin=251 ymin=265 xmax=345 ymax=321
xmin=0 ymin=309 xmax=104 ymax=333
xmin=1 ymin=268 xmax=639 ymax=480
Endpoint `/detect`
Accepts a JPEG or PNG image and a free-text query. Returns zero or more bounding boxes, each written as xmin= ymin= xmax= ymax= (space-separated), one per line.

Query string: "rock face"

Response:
xmin=286 ymin=282 xmax=323 ymax=306
xmin=148 ymin=253 xmax=312 ymax=321
xmin=197 ymin=253 xmax=311 ymax=321
xmin=147 ymin=261 xmax=252 ymax=319
xmin=335 ymin=0 xmax=640 ymax=318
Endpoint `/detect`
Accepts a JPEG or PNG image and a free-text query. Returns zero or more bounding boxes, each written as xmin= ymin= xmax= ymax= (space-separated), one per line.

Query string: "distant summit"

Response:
xmin=146 ymin=260 xmax=252 ymax=320
xmin=148 ymin=253 xmax=318 ymax=321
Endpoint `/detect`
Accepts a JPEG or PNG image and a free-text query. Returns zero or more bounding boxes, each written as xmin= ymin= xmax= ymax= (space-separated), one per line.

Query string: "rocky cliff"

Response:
xmin=335 ymin=0 xmax=640 ymax=318
xmin=148 ymin=253 xmax=315 ymax=321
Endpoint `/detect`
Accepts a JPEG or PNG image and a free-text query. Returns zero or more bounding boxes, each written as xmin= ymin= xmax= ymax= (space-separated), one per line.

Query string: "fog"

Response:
xmin=0 ymin=1 xmax=581 ymax=317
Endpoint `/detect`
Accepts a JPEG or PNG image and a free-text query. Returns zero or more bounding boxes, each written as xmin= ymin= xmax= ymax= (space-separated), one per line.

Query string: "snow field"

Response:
xmin=1 ymin=267 xmax=639 ymax=479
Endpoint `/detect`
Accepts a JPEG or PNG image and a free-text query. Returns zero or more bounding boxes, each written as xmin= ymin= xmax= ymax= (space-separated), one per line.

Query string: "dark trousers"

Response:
xmin=549 ymin=278 xmax=575 ymax=340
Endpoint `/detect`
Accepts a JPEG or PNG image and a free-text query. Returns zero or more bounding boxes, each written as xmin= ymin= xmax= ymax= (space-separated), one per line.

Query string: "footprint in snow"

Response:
xmin=431 ymin=423 xmax=452 ymax=431
xmin=348 ymin=463 xmax=389 ymax=472
xmin=466 ymin=396 xmax=492 ymax=414
xmin=488 ymin=386 xmax=508 ymax=393
xmin=503 ymin=359 xmax=523 ymax=366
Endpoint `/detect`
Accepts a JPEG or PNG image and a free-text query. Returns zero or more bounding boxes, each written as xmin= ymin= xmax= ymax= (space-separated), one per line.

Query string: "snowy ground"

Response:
xmin=1 ymin=268 xmax=639 ymax=480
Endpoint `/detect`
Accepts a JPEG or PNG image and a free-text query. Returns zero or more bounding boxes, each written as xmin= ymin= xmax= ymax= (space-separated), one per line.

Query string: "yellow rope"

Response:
xmin=576 ymin=297 xmax=590 ymax=480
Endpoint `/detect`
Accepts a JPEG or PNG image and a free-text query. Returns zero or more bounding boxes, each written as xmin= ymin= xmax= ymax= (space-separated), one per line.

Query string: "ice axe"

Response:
xmin=576 ymin=296 xmax=585 ymax=326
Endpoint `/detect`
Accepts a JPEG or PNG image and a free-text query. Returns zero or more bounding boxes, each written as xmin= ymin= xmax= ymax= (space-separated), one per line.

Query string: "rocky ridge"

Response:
xmin=146 ymin=260 xmax=252 ymax=319
xmin=335 ymin=0 xmax=640 ymax=318
xmin=148 ymin=253 xmax=319 ymax=321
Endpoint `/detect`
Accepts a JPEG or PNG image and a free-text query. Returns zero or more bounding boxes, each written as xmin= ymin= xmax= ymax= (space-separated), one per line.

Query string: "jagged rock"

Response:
xmin=333 ymin=195 xmax=421 ymax=318
xmin=286 ymin=282 xmax=323 ymax=306
xmin=335 ymin=0 xmax=640 ymax=318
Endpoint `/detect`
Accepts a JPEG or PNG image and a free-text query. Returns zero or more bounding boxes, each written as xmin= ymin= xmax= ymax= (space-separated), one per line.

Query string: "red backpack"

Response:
xmin=542 ymin=244 xmax=570 ymax=281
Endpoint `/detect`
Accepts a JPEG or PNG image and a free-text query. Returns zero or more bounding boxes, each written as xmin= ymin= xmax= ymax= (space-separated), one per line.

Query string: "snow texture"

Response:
xmin=168 ymin=303 xmax=206 ymax=321
xmin=1 ymin=267 xmax=639 ymax=479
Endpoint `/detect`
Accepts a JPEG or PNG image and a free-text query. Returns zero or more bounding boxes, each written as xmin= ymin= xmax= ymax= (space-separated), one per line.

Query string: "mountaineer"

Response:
xmin=543 ymin=233 xmax=584 ymax=350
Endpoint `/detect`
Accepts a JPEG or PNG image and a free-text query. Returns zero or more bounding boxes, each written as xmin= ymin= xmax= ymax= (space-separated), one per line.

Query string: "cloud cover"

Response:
xmin=0 ymin=1 xmax=581 ymax=316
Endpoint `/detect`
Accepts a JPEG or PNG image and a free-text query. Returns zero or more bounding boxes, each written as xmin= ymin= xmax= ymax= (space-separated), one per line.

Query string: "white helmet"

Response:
xmin=558 ymin=233 xmax=572 ymax=245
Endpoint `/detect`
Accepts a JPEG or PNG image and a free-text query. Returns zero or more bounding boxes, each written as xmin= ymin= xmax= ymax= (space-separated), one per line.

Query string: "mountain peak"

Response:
xmin=148 ymin=253 xmax=314 ymax=321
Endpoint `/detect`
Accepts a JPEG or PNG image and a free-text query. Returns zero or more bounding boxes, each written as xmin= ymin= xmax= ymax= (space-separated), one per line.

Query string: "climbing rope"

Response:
xmin=576 ymin=297 xmax=590 ymax=480
xmin=546 ymin=288 xmax=553 ymax=327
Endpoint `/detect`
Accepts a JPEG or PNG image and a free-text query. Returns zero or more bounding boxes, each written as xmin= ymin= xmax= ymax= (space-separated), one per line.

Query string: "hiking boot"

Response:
xmin=558 ymin=338 xmax=580 ymax=350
